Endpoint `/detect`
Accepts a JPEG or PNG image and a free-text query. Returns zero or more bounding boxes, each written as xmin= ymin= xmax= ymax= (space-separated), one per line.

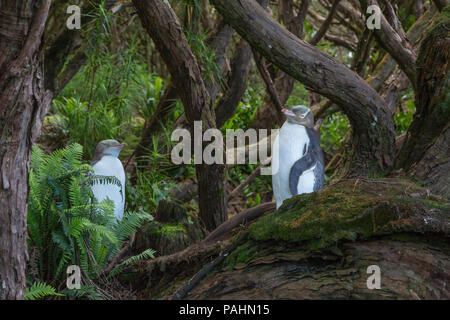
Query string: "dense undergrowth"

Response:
xmin=26 ymin=143 xmax=155 ymax=299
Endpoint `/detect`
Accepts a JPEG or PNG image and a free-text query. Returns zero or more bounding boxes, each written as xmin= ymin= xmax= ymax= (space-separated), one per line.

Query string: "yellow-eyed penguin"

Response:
xmin=91 ymin=140 xmax=127 ymax=220
xmin=272 ymin=106 xmax=324 ymax=209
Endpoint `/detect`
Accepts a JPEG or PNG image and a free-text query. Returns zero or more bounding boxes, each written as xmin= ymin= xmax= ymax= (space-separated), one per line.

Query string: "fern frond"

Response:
xmin=88 ymin=175 xmax=123 ymax=200
xmin=114 ymin=211 xmax=152 ymax=243
xmin=82 ymin=220 xmax=118 ymax=246
xmin=25 ymin=282 xmax=63 ymax=300
xmin=108 ymin=248 xmax=156 ymax=278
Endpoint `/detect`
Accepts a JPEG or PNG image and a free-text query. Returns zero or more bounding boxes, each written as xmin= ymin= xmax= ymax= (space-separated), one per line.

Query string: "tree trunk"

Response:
xmin=397 ymin=6 xmax=450 ymax=197
xmin=132 ymin=0 xmax=227 ymax=231
xmin=249 ymin=71 xmax=294 ymax=130
xmin=196 ymin=164 xmax=227 ymax=230
xmin=0 ymin=0 xmax=51 ymax=299
xmin=215 ymin=41 xmax=253 ymax=128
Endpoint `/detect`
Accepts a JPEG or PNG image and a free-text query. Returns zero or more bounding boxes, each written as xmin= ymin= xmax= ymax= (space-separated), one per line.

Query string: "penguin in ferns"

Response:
xmin=272 ymin=105 xmax=325 ymax=209
xmin=91 ymin=139 xmax=127 ymax=220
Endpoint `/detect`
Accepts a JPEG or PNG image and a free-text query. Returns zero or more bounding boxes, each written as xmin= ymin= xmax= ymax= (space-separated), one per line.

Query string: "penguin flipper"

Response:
xmin=313 ymin=160 xmax=325 ymax=191
xmin=289 ymin=154 xmax=315 ymax=195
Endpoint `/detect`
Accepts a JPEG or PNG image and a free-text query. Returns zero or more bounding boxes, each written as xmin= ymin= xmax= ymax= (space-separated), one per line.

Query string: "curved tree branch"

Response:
xmin=362 ymin=0 xmax=417 ymax=87
xmin=366 ymin=4 xmax=438 ymax=91
xmin=309 ymin=0 xmax=342 ymax=46
xmin=211 ymin=0 xmax=396 ymax=177
xmin=215 ymin=42 xmax=252 ymax=128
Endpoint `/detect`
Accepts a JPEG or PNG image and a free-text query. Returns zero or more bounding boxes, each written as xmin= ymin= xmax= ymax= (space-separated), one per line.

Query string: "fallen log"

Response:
xmin=125 ymin=179 xmax=450 ymax=300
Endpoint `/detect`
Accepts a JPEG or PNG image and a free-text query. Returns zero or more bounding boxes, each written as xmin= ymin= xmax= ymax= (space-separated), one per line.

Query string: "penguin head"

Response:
xmin=282 ymin=105 xmax=314 ymax=128
xmin=93 ymin=139 xmax=127 ymax=159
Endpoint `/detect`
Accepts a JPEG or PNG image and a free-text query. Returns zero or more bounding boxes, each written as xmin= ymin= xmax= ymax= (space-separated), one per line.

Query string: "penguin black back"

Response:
xmin=288 ymin=128 xmax=324 ymax=195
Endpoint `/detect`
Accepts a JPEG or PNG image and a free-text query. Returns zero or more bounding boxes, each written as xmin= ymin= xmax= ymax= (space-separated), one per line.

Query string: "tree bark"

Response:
xmin=362 ymin=0 xmax=417 ymax=87
xmin=315 ymin=4 xmax=438 ymax=128
xmin=397 ymin=6 xmax=450 ymax=197
xmin=210 ymin=0 xmax=396 ymax=177
xmin=366 ymin=4 xmax=438 ymax=91
xmin=215 ymin=42 xmax=252 ymax=128
xmin=309 ymin=0 xmax=341 ymax=46
xmin=0 ymin=0 xmax=51 ymax=299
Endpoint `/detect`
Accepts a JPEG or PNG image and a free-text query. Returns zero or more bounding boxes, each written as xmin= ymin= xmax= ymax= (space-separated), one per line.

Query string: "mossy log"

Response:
xmin=126 ymin=179 xmax=450 ymax=299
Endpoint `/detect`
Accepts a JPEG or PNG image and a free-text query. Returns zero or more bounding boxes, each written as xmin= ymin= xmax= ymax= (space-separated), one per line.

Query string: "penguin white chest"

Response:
xmin=92 ymin=156 xmax=125 ymax=220
xmin=272 ymin=122 xmax=312 ymax=209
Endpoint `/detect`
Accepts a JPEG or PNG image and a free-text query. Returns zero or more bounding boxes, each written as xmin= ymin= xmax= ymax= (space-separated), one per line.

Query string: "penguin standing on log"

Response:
xmin=272 ymin=105 xmax=324 ymax=209
xmin=91 ymin=140 xmax=127 ymax=220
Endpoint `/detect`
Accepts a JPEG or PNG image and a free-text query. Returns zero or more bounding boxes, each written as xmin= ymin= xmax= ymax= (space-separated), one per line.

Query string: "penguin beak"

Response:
xmin=114 ymin=142 xmax=128 ymax=149
xmin=282 ymin=108 xmax=296 ymax=117
xmin=282 ymin=108 xmax=305 ymax=119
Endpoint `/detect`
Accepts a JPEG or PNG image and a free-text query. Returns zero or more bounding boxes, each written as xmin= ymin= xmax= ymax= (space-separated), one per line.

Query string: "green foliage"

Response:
xmin=25 ymin=282 xmax=63 ymax=300
xmin=28 ymin=144 xmax=153 ymax=299
xmin=285 ymin=82 xmax=308 ymax=108
xmin=49 ymin=98 xmax=120 ymax=157
xmin=129 ymin=70 xmax=166 ymax=120
xmin=222 ymin=102 xmax=257 ymax=131
xmin=126 ymin=127 xmax=181 ymax=214
xmin=223 ymin=87 xmax=263 ymax=130
xmin=64 ymin=285 xmax=105 ymax=300
xmin=126 ymin=167 xmax=179 ymax=214
xmin=395 ymin=92 xmax=416 ymax=134
xmin=185 ymin=29 xmax=222 ymax=86
xmin=228 ymin=164 xmax=272 ymax=209
xmin=398 ymin=6 xmax=416 ymax=31
xmin=46 ymin=2 xmax=166 ymax=159
xmin=320 ymin=112 xmax=351 ymax=153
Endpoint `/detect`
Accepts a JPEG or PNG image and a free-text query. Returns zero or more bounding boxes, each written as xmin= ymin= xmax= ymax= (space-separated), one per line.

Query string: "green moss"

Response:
xmin=159 ymin=223 xmax=186 ymax=239
xmin=144 ymin=222 xmax=187 ymax=240
xmin=223 ymin=240 xmax=261 ymax=271
xmin=248 ymin=180 xmax=450 ymax=251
